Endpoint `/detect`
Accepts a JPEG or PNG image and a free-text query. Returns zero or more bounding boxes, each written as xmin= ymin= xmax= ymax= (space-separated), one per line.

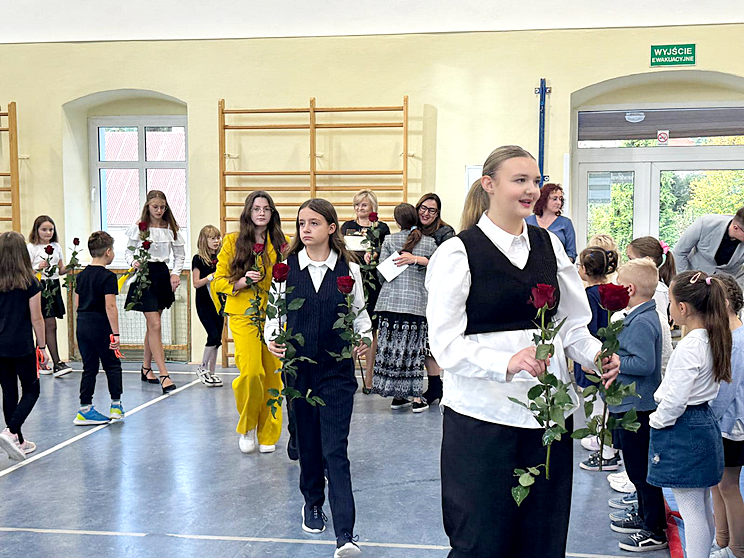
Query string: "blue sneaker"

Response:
xmin=109 ymin=402 xmax=125 ymax=420
xmin=73 ymin=406 xmax=111 ymax=425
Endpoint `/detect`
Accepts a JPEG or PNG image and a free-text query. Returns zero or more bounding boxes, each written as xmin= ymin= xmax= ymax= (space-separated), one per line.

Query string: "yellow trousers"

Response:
xmin=230 ymin=314 xmax=283 ymax=444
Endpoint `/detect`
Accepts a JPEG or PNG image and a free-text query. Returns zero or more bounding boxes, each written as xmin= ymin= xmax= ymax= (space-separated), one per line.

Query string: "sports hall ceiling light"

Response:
xmin=624 ymin=112 xmax=646 ymax=123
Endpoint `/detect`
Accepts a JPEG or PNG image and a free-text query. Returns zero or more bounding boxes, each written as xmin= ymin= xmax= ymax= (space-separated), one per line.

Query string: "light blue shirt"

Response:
xmin=711 ymin=325 xmax=744 ymax=436
xmin=525 ymin=214 xmax=577 ymax=261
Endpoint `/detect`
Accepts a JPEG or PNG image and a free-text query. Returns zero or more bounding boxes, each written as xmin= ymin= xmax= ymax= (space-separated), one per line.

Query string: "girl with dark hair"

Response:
xmin=415 ymin=193 xmax=454 ymax=405
xmin=27 ymin=215 xmax=72 ymax=376
xmin=126 ymin=190 xmax=186 ymax=394
xmin=266 ymin=198 xmax=370 ymax=558
xmin=426 ymin=145 xmax=619 ymax=557
xmin=372 ymin=203 xmax=436 ymax=412
xmin=526 ymin=183 xmax=577 ymax=262
xmin=648 ymin=270 xmax=732 ymax=558
xmin=212 ymin=191 xmax=287 ymax=454
xmin=0 ymin=232 xmax=48 ymax=461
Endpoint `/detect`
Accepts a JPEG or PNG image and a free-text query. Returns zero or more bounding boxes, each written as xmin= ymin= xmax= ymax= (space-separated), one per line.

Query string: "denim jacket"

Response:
xmin=711 ymin=326 xmax=744 ymax=435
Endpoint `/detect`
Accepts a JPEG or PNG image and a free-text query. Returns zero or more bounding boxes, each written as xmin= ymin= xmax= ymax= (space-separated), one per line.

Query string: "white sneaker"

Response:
xmin=581 ymin=436 xmax=601 ymax=452
xmin=607 ymin=470 xmax=629 ymax=484
xmin=710 ymin=547 xmax=736 ymax=558
xmin=39 ymin=367 xmax=53 ymax=376
xmin=0 ymin=428 xmax=27 ymax=461
xmin=259 ymin=444 xmax=276 ymax=453
xmin=239 ymin=431 xmax=256 ymax=453
xmin=334 ymin=542 xmax=362 ymax=557
xmin=610 ymin=479 xmax=636 ymax=494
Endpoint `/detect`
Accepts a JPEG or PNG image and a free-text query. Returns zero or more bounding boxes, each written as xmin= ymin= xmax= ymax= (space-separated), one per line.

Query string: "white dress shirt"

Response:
xmin=425 ymin=213 xmax=602 ymax=428
xmin=264 ymin=248 xmax=371 ymax=342
xmin=653 ymin=281 xmax=673 ymax=373
xmin=125 ymin=224 xmax=186 ymax=275
xmin=28 ymin=242 xmax=64 ymax=280
xmin=649 ymin=328 xmax=720 ymax=429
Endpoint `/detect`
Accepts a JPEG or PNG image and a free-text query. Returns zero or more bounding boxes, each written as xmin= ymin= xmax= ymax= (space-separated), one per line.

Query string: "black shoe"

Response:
xmin=609 ymin=492 xmax=638 ymax=509
xmin=422 ymin=375 xmax=442 ymax=405
xmin=53 ymin=362 xmax=73 ymax=378
xmin=159 ymin=375 xmax=176 ymax=394
xmin=390 ymin=398 xmax=411 ymax=410
xmin=287 ymin=435 xmax=299 ymax=461
xmin=610 ymin=512 xmax=643 ymax=533
xmin=580 ymin=451 xmax=621 ymax=471
xmin=609 ymin=503 xmax=638 ymax=522
xmin=141 ymin=366 xmax=159 ymax=384
xmin=618 ymin=530 xmax=668 ymax=551
xmin=301 ymin=505 xmax=326 ymax=534
xmin=334 ymin=533 xmax=361 ymax=557
xmin=412 ymin=399 xmax=430 ymax=413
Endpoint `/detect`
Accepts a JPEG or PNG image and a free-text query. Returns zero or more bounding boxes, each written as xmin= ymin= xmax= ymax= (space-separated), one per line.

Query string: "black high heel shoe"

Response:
xmin=141 ymin=366 xmax=159 ymax=384
xmin=159 ymin=374 xmax=177 ymax=394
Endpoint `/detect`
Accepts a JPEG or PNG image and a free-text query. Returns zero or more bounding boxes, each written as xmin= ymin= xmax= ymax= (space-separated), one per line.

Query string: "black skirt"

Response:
xmin=41 ymin=279 xmax=66 ymax=319
xmin=125 ymin=261 xmax=175 ymax=313
xmin=723 ymin=437 xmax=744 ymax=467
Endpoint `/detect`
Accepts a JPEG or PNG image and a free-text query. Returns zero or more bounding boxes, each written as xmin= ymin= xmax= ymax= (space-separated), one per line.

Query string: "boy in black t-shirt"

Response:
xmin=73 ymin=232 xmax=123 ymax=425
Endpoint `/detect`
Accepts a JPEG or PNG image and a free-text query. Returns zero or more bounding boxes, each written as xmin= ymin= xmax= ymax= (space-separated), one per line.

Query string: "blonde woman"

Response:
xmin=192 ymin=225 xmax=223 ymax=387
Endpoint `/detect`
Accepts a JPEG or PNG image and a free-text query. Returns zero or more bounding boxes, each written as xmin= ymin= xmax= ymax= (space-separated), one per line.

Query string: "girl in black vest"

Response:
xmin=266 ymin=198 xmax=370 ymax=558
xmin=426 ymin=146 xmax=620 ymax=558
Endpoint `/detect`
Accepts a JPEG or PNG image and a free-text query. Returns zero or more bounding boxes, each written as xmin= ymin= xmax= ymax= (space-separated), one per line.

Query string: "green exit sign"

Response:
xmin=651 ymin=44 xmax=696 ymax=66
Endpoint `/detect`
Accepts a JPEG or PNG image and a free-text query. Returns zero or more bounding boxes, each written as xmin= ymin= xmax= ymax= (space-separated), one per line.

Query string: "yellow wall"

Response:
xmin=2 ymin=23 xmax=744 ymax=358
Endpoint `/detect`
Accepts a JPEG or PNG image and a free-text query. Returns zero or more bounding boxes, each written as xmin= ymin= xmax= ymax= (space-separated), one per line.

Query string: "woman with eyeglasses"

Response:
xmin=526 ymin=183 xmax=577 ymax=263
xmin=212 ymin=191 xmax=289 ymax=455
xmin=411 ymin=194 xmax=455 ymax=406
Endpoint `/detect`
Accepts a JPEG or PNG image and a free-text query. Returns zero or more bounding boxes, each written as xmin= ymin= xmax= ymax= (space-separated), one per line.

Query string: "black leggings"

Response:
xmin=0 ymin=353 xmax=40 ymax=444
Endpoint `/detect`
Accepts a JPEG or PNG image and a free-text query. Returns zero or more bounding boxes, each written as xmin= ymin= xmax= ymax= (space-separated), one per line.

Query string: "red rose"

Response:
xmin=528 ymin=283 xmax=556 ymax=310
xmin=44 ymin=245 xmax=54 ymax=255
xmin=280 ymin=243 xmax=289 ymax=253
xmin=253 ymin=243 xmax=265 ymax=255
xmin=142 ymin=240 xmax=152 ymax=250
xmin=211 ymin=259 xmax=218 ymax=266
xmin=272 ymin=262 xmax=290 ymax=283
xmin=368 ymin=212 xmax=379 ymax=223
xmin=337 ymin=275 xmax=355 ymax=295
xmin=598 ymin=283 xmax=630 ymax=312
xmin=73 ymin=237 xmax=80 ymax=246
xmin=138 ymin=221 xmax=148 ymax=232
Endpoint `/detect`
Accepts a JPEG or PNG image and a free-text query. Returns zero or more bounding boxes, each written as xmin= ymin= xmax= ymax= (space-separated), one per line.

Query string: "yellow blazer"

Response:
xmin=212 ymin=232 xmax=287 ymax=315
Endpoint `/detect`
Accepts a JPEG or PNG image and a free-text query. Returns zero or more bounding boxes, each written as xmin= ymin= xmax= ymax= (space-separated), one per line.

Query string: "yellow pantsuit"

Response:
xmin=212 ymin=232 xmax=285 ymax=443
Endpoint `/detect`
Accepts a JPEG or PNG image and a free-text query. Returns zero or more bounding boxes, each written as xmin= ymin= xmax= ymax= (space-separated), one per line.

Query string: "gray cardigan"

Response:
xmin=674 ymin=214 xmax=744 ymax=287
xmin=375 ymin=230 xmax=437 ymax=317
xmin=610 ymin=299 xmax=663 ymax=414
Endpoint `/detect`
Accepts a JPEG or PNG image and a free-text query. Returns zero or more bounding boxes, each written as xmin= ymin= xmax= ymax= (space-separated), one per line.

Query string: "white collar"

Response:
xmin=298 ymin=248 xmax=338 ymax=270
xmin=476 ymin=212 xmax=531 ymax=253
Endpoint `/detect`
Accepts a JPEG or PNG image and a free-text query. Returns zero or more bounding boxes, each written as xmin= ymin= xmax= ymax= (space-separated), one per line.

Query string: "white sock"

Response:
xmin=602 ymin=445 xmax=617 ymax=460
xmin=672 ymin=487 xmax=715 ymax=558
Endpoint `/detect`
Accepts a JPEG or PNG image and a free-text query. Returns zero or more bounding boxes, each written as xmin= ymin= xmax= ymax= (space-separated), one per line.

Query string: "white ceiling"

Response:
xmin=2 ymin=0 xmax=744 ymax=44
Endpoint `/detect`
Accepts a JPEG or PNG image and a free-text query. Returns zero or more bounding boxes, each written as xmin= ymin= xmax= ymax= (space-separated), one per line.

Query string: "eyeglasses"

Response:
xmin=419 ymin=206 xmax=439 ymax=216
xmin=251 ymin=207 xmax=272 ymax=214
xmin=549 ymin=196 xmax=564 ymax=203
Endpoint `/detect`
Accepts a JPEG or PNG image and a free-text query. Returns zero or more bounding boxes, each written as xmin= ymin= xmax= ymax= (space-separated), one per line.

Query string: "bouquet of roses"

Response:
xmin=123 ymin=222 xmax=152 ymax=311
xmin=508 ymin=284 xmax=572 ymax=505
xmin=265 ymin=263 xmax=324 ymax=417
xmin=327 ymin=275 xmax=372 ymax=362
xmin=39 ymin=244 xmax=60 ymax=315
xmin=571 ymin=284 xmax=640 ymax=470
xmin=62 ymin=237 xmax=82 ymax=291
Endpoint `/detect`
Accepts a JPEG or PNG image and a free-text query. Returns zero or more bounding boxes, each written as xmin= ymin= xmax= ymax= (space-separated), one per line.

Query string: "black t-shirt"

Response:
xmin=75 ymin=265 xmax=118 ymax=314
xmin=192 ymin=255 xmax=217 ymax=309
xmin=715 ymin=221 xmax=740 ymax=266
xmin=341 ymin=220 xmax=391 ymax=255
xmin=0 ymin=279 xmax=41 ymax=358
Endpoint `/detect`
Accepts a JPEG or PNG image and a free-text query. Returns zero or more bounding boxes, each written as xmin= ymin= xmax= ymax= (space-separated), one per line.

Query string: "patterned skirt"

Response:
xmin=372 ymin=311 xmax=427 ymax=398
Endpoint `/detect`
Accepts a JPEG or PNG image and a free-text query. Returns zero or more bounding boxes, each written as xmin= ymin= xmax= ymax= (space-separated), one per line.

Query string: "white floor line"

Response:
xmin=0 ymin=527 xmax=632 ymax=557
xmin=0 ymin=379 xmax=200 ymax=478
xmin=67 ymin=369 xmax=240 ymax=376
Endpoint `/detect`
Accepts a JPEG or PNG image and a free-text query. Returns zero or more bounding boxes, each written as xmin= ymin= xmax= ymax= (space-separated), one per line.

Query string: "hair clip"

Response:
xmin=410 ymin=225 xmax=417 ymax=230
xmin=659 ymin=240 xmax=670 ymax=255
xmin=690 ymin=271 xmax=703 ymax=284
xmin=705 ymin=277 xmax=712 ymax=286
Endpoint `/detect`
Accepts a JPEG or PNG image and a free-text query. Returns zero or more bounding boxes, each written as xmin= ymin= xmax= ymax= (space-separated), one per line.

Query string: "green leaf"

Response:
xmin=550 ymin=407 xmax=566 ymax=428
xmin=605 ymin=395 xmax=624 ymax=407
xmin=244 ymin=306 xmax=257 ymax=315
xmin=287 ymin=298 xmax=305 ymax=311
xmin=519 ymin=473 xmax=535 ymax=487
xmin=622 ymin=408 xmax=638 ymax=425
xmin=582 ymin=386 xmax=598 ymax=398
xmin=527 ymin=467 xmax=541 ymax=476
xmin=527 ymin=385 xmax=544 ymax=400
xmin=507 ymin=397 xmax=529 ymax=409
xmin=333 ymin=317 xmax=346 ymax=329
xmin=295 ymin=333 xmax=305 ymax=347
xmin=313 ymin=396 xmax=326 ymax=407
xmin=585 ymin=373 xmax=602 ymax=384
xmin=512 ymin=485 xmax=530 ymax=507
xmin=340 ymin=331 xmax=353 ymax=341
xmin=514 ymin=468 xmax=526 ymax=476
xmin=584 ymin=400 xmax=594 ymax=418
xmin=552 ymin=316 xmax=568 ymax=334
xmin=553 ymin=388 xmax=572 ymax=407
xmin=267 ymin=388 xmax=280 ymax=397
xmin=535 ymin=344 xmax=553 ymax=360
xmin=571 ymin=428 xmax=592 ymax=439
xmin=542 ymin=426 xmax=563 ymax=446
xmin=285 ymin=344 xmax=296 ymax=359
xmin=543 ymin=373 xmax=559 ymax=388
xmin=602 ymin=428 xmax=613 ymax=446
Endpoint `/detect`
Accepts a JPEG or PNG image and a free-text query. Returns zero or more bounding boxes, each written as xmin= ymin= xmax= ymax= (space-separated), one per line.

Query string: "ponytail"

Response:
xmin=659 ymin=251 xmax=676 ymax=287
xmin=394 ymin=203 xmax=423 ymax=252
xmin=628 ymin=236 xmax=677 ymax=287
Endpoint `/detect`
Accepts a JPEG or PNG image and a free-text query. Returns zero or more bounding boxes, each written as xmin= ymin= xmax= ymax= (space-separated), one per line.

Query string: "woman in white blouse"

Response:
xmin=125 ymin=190 xmax=186 ymax=394
xmin=426 ymin=145 xmax=620 ymax=557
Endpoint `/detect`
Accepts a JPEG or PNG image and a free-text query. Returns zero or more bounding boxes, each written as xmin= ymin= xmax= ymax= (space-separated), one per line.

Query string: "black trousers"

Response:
xmin=293 ymin=369 xmax=357 ymax=537
xmin=442 ymin=407 xmax=573 ymax=558
xmin=612 ymin=410 xmax=666 ymax=534
xmin=77 ymin=314 xmax=122 ymax=405
xmin=0 ymin=352 xmax=40 ymax=444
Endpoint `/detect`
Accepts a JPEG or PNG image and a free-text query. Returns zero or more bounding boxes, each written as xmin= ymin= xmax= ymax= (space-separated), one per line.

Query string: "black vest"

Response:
xmin=460 ymin=224 xmax=559 ymax=335
xmin=286 ymin=253 xmax=353 ymax=373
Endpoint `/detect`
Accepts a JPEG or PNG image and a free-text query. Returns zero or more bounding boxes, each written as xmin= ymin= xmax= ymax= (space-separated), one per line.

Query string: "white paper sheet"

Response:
xmin=377 ymin=251 xmax=408 ymax=282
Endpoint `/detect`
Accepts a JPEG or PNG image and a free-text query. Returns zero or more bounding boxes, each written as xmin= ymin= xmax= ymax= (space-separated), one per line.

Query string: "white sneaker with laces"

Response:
xmin=607 ymin=470 xmax=629 ymax=484
xmin=611 ymin=479 xmax=636 ymax=494
xmin=710 ymin=547 xmax=736 ymax=558
xmin=259 ymin=444 xmax=276 ymax=453
xmin=581 ymin=436 xmax=601 ymax=452
xmin=0 ymin=428 xmax=27 ymax=461
xmin=19 ymin=439 xmax=36 ymax=455
xmin=239 ymin=430 xmax=256 ymax=453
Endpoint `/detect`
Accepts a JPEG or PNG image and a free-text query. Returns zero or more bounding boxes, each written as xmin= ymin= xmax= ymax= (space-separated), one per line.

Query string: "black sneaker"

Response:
xmin=609 ymin=503 xmax=638 ymax=522
xmin=609 ymin=492 xmax=638 ymax=509
xmin=580 ymin=451 xmax=622 ymax=471
xmin=411 ymin=399 xmax=429 ymax=413
xmin=301 ymin=505 xmax=326 ymax=534
xmin=53 ymin=362 xmax=73 ymax=378
xmin=618 ymin=530 xmax=668 ymax=551
xmin=610 ymin=512 xmax=643 ymax=534
xmin=287 ymin=434 xmax=299 ymax=462
xmin=334 ymin=532 xmax=361 ymax=557
xmin=390 ymin=398 xmax=411 ymax=410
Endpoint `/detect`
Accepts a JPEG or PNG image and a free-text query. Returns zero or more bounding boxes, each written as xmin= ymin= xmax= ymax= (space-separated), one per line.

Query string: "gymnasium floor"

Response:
xmin=0 ymin=364 xmax=670 ymax=558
